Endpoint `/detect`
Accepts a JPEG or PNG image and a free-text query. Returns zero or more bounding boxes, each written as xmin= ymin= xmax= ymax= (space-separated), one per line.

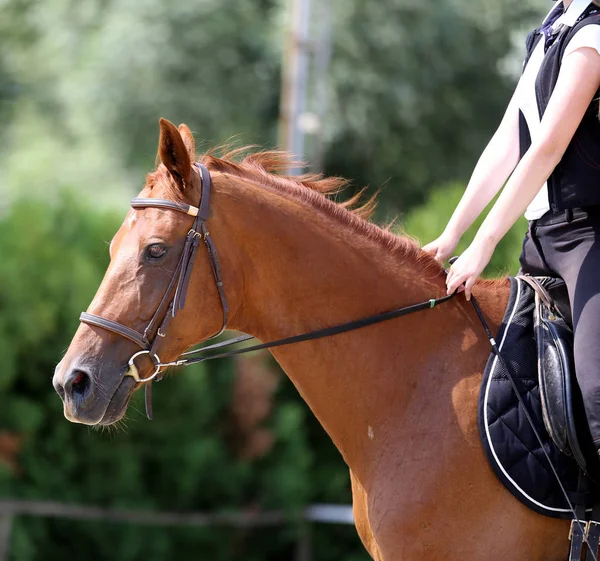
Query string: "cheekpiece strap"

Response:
xmin=195 ymin=163 xmax=212 ymax=222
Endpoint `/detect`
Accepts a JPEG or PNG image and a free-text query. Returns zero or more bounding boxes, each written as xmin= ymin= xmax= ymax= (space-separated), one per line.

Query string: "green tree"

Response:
xmin=325 ymin=0 xmax=546 ymax=212
xmin=0 ymin=0 xmax=549 ymax=215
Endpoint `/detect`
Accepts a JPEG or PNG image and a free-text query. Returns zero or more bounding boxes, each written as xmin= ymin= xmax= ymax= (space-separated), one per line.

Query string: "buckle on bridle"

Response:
xmin=187 ymin=228 xmax=201 ymax=239
xmin=125 ymin=350 xmax=162 ymax=383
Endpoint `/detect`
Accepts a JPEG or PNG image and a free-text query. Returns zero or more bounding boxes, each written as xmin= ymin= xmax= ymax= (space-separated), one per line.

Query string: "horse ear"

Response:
xmin=178 ymin=124 xmax=196 ymax=162
xmin=158 ymin=118 xmax=191 ymax=189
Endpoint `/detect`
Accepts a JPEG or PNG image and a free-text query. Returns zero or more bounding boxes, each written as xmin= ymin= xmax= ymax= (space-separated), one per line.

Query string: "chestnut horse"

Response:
xmin=53 ymin=119 xmax=568 ymax=560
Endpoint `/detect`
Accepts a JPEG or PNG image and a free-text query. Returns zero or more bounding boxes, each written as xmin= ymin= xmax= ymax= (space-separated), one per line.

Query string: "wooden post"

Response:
xmin=295 ymin=521 xmax=312 ymax=561
xmin=0 ymin=514 xmax=12 ymax=561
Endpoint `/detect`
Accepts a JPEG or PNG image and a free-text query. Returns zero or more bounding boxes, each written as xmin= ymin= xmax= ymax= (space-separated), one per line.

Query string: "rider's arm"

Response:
xmin=446 ymin=46 xmax=600 ymax=298
xmin=473 ymin=47 xmax=600 ymax=247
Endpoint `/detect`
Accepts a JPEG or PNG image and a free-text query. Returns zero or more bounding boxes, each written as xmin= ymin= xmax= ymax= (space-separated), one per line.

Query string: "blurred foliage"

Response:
xmin=0 ymin=0 xmax=547 ymax=210
xmin=326 ymin=0 xmax=545 ymax=209
xmin=0 ymin=194 xmax=366 ymax=559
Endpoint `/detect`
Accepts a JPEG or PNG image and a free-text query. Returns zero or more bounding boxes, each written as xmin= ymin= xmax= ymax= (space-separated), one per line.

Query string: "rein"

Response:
xmin=157 ymin=293 xmax=456 ymax=368
xmin=79 ymin=162 xmax=456 ymax=418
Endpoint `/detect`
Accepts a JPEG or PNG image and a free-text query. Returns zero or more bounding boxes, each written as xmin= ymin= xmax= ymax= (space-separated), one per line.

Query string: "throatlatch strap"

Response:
xmin=201 ymin=223 xmax=228 ymax=337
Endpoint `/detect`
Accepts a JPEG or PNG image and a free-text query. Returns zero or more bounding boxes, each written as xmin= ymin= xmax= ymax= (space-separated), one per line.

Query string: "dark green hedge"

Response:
xmin=0 ymin=193 xmax=367 ymax=561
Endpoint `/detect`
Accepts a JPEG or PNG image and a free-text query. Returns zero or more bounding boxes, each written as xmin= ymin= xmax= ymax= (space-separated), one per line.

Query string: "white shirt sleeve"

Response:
xmin=563 ymin=24 xmax=600 ymax=58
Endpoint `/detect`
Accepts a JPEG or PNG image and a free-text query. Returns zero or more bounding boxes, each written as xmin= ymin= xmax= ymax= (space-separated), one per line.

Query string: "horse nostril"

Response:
xmin=70 ymin=370 xmax=91 ymax=397
xmin=53 ymin=378 xmax=66 ymax=400
xmin=62 ymin=369 xmax=93 ymax=402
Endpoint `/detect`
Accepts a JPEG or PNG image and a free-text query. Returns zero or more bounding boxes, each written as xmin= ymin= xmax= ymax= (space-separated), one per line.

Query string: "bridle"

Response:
xmin=80 ymin=163 xmax=228 ymax=395
xmin=79 ymin=161 xmax=457 ymax=418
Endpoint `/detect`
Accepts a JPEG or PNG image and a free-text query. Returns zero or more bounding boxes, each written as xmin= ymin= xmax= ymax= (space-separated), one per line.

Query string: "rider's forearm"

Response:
xmin=474 ymin=144 xmax=560 ymax=247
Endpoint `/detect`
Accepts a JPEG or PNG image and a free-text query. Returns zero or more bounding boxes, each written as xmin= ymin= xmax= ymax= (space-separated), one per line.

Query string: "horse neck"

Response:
xmin=208 ymin=174 xmax=509 ymax=473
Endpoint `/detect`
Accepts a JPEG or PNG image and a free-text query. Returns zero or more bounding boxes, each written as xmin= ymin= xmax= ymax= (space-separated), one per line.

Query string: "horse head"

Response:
xmin=53 ymin=119 xmax=232 ymax=425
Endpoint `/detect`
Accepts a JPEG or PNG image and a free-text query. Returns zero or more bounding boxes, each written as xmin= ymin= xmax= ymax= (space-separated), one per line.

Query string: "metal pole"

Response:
xmin=0 ymin=515 xmax=12 ymax=561
xmin=279 ymin=0 xmax=312 ymax=174
xmin=309 ymin=0 xmax=333 ymax=173
xmin=278 ymin=0 xmax=293 ymax=154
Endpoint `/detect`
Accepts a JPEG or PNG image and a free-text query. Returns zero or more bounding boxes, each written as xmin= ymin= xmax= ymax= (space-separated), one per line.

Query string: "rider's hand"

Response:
xmin=445 ymin=240 xmax=495 ymax=300
xmin=422 ymin=231 xmax=460 ymax=264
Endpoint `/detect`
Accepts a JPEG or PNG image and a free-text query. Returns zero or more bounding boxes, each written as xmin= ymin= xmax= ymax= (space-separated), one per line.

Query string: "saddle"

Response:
xmin=478 ymin=275 xmax=600 ymax=559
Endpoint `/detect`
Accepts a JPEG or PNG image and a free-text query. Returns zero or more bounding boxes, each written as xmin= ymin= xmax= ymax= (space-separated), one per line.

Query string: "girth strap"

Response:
xmin=586 ymin=505 xmax=600 ymax=561
xmin=570 ymin=519 xmax=586 ymax=561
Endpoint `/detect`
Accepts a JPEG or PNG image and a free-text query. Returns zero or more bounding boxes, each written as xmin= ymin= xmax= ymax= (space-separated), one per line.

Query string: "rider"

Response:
xmin=423 ymin=0 xmax=600 ymax=457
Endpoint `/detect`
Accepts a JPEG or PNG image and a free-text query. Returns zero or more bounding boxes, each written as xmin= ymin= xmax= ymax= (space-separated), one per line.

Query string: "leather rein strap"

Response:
xmin=159 ymin=293 xmax=456 ymax=369
xmin=79 ymin=161 xmax=457 ymax=419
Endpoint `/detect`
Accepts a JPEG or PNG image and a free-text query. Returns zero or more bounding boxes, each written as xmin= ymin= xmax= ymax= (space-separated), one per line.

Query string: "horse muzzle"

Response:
xmin=53 ymin=358 xmax=136 ymax=425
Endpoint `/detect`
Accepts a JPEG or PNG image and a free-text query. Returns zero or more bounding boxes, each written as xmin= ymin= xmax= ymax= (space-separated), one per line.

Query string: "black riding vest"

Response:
xmin=520 ymin=6 xmax=600 ymax=213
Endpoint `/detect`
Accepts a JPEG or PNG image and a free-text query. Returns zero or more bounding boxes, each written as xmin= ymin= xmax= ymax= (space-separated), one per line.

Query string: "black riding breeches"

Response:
xmin=519 ymin=208 xmax=600 ymax=448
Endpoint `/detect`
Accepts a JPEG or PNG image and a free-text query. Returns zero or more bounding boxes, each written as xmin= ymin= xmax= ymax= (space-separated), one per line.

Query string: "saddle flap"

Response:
xmin=537 ymin=298 xmax=575 ymax=459
xmin=535 ymin=293 xmax=600 ymax=482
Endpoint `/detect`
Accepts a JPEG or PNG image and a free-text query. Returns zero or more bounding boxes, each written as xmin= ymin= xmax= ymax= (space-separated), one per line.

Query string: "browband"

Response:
xmin=130 ymin=162 xmax=212 ymax=220
xmin=131 ymin=199 xmax=199 ymax=216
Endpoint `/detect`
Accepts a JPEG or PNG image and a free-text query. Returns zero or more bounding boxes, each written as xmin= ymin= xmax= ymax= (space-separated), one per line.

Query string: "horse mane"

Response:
xmin=148 ymin=145 xmax=502 ymax=289
xmin=200 ymin=146 xmax=448 ymax=276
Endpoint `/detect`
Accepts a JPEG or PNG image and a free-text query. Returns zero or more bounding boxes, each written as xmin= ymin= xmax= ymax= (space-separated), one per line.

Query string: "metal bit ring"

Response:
xmin=125 ymin=350 xmax=162 ymax=383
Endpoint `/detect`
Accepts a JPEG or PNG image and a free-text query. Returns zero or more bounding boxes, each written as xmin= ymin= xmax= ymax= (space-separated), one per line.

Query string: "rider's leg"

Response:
xmin=533 ymin=210 xmax=600 ymax=451
xmin=518 ymin=222 xmax=556 ymax=277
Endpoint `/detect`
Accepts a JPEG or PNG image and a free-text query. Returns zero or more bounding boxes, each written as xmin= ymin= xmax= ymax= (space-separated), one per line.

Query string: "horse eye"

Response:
xmin=146 ymin=244 xmax=168 ymax=260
